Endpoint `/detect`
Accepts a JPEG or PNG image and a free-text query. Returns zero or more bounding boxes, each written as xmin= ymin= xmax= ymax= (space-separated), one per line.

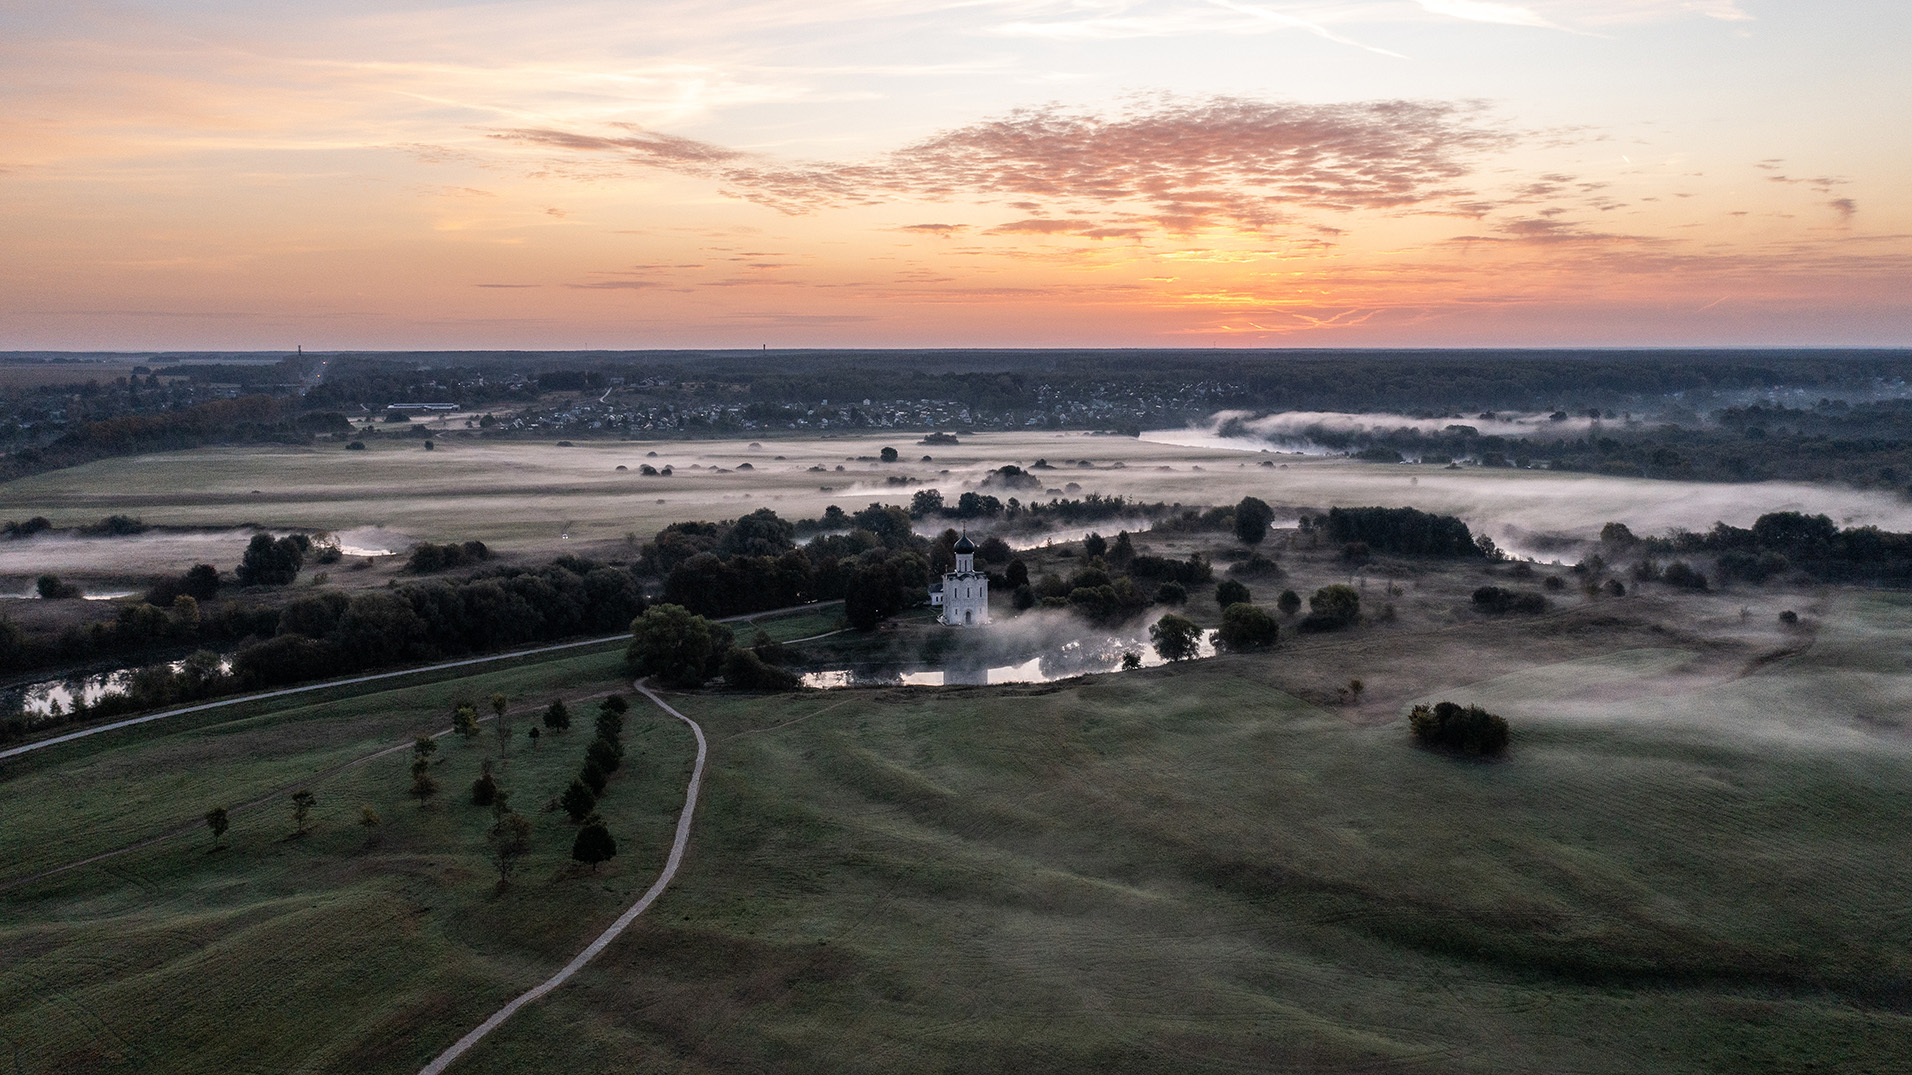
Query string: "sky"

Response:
xmin=2 ymin=0 xmax=1908 ymax=350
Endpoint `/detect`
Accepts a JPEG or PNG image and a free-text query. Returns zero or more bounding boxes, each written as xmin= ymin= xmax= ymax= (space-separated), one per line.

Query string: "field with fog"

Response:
xmin=5 ymin=589 xmax=1912 ymax=1074
xmin=8 ymin=431 xmax=1912 ymax=583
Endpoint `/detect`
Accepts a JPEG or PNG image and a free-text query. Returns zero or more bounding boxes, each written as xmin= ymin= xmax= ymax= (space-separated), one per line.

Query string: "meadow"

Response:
xmin=6 ymin=585 xmax=1912 ymax=1073
xmin=8 ymin=431 xmax=1912 ymax=584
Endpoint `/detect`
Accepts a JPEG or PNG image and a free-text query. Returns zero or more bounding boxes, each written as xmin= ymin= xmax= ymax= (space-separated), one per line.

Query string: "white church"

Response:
xmin=928 ymin=532 xmax=991 ymax=627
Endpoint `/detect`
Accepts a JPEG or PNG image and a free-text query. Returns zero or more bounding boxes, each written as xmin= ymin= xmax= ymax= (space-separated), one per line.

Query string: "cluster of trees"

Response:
xmin=1 ymin=395 xmax=313 ymax=482
xmin=626 ymin=604 xmax=804 ymax=690
xmin=1619 ymin=511 xmax=1912 ymax=584
xmin=557 ymin=696 xmax=627 ymax=872
xmin=232 ymin=557 xmax=649 ymax=689
xmin=235 ymin=533 xmax=312 ymax=587
xmin=1324 ymin=507 xmax=1480 ymax=558
xmin=407 ymin=540 xmax=492 ymax=574
xmin=1409 ymin=701 xmax=1510 ymax=757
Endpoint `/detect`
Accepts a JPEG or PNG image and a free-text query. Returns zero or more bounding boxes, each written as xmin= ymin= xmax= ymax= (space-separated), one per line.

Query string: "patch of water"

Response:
xmin=800 ymin=629 xmax=1217 ymax=689
xmin=4 ymin=655 xmax=233 ymax=719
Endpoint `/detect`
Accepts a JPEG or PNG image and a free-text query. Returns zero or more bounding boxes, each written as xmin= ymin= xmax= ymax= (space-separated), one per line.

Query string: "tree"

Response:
xmin=595 ymin=705 xmax=624 ymax=740
xmin=627 ymin=603 xmax=732 ymax=688
xmin=452 ymin=703 xmax=480 ymax=740
xmin=586 ymin=736 xmax=623 ymax=774
xmin=600 ymin=694 xmax=628 ymax=715
xmin=1215 ymin=579 xmax=1250 ymax=607
xmin=1217 ymin=604 xmax=1279 ymax=650
xmin=491 ymin=694 xmax=510 ymax=755
xmin=527 ymin=726 xmax=541 ymax=749
xmin=1084 ymin=533 xmax=1108 ymax=559
xmin=235 ymin=533 xmax=308 ymax=587
xmin=204 ymin=805 xmax=229 ymax=849
xmin=1276 ymin=589 xmax=1302 ymax=616
xmin=471 ymin=759 xmax=499 ymax=806
xmin=1154 ymin=581 xmax=1187 ymax=606
xmin=880 ymin=446 xmax=899 ymax=463
xmin=359 ymin=805 xmax=381 ymax=844
xmin=488 ymin=811 xmax=533 ymax=886
xmin=36 ymin=575 xmax=80 ymax=599
xmin=543 ymin=699 xmax=571 ymax=732
xmin=409 ymin=758 xmax=439 ymax=809
xmin=1005 ymin=558 xmax=1029 ymax=589
xmin=290 ymin=790 xmax=316 ymax=836
xmin=1408 ymin=701 xmax=1510 ymax=757
xmin=1234 ymin=496 xmax=1275 ymax=546
xmin=413 ymin=735 xmax=437 ymax=761
xmin=1302 ymin=585 xmax=1361 ymax=631
xmin=560 ymin=779 xmax=597 ymax=822
xmin=1149 ymin=614 xmax=1203 ymax=662
xmin=580 ymin=759 xmax=609 ymax=795
xmin=572 ymin=816 xmax=617 ymax=872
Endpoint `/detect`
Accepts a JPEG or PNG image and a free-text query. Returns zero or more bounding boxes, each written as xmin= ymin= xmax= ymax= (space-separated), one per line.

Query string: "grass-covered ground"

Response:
xmin=6 ymin=592 xmax=1912 ymax=1073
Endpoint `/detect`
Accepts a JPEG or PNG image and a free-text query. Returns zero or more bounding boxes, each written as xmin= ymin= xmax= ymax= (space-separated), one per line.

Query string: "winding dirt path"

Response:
xmin=416 ymin=680 xmax=707 ymax=1075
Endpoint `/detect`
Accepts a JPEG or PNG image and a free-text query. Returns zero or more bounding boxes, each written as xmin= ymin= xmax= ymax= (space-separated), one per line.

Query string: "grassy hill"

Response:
xmin=6 ymin=602 xmax=1912 ymax=1073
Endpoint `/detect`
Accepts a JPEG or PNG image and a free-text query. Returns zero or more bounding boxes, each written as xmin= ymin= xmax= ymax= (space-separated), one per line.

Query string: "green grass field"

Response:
xmin=7 ymin=591 xmax=1912 ymax=1073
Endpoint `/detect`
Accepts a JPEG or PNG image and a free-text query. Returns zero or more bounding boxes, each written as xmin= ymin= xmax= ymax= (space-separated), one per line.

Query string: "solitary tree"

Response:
xmin=1150 ymin=614 xmax=1203 ymax=662
xmin=489 ymin=811 xmax=533 ymax=886
xmin=1234 ymin=496 xmax=1276 ymax=546
xmin=413 ymin=735 xmax=437 ymax=761
xmin=880 ymin=446 xmax=899 ymax=463
xmin=572 ymin=816 xmax=617 ymax=873
xmin=542 ymin=699 xmax=570 ymax=732
xmin=204 ymin=805 xmax=230 ymax=849
xmin=527 ymin=726 xmax=541 ymax=749
xmin=471 ymin=759 xmax=499 ymax=806
xmin=627 ymin=604 xmax=731 ymax=687
xmin=290 ymin=790 xmax=316 ymax=837
xmin=359 ymin=805 xmax=381 ymax=844
xmin=1276 ymin=589 xmax=1302 ymax=617
xmin=452 ymin=703 xmax=480 ymax=741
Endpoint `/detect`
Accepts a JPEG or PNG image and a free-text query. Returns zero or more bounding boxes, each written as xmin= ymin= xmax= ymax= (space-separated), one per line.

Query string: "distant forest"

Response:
xmin=4 ymin=349 xmax=1912 ymax=489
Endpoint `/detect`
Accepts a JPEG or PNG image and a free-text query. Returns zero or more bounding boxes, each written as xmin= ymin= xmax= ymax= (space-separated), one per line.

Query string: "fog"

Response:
xmin=1142 ymin=409 xmax=1604 ymax=457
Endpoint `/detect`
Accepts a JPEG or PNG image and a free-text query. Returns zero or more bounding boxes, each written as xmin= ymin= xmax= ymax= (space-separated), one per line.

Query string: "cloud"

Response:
xmin=474 ymin=283 xmax=541 ymax=288
xmin=495 ymin=95 xmax=1515 ymax=233
xmin=900 ymin=223 xmax=968 ymax=235
xmin=1417 ymin=0 xmax=1557 ymax=29
xmin=564 ymin=280 xmax=661 ymax=290
xmin=1829 ymin=197 xmax=1857 ymax=221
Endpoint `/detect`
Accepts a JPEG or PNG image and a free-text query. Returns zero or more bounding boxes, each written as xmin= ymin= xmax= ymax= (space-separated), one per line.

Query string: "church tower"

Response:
xmin=937 ymin=532 xmax=990 ymax=627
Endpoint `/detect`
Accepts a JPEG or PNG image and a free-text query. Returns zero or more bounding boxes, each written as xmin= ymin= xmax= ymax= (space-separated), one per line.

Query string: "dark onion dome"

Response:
xmin=953 ymin=533 xmax=976 ymax=553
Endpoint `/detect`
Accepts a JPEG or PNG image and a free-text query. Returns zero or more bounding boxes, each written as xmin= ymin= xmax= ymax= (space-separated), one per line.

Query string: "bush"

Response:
xmin=1154 ymin=581 xmax=1186 ymax=606
xmin=1215 ymin=579 xmax=1250 ymax=607
xmin=1216 ymin=604 xmax=1279 ymax=650
xmin=1233 ymin=496 xmax=1275 ymax=545
xmin=1276 ymin=589 xmax=1301 ymax=616
xmin=722 ymin=647 xmax=803 ymax=691
xmin=1472 ymin=586 xmax=1549 ymax=614
xmin=1408 ymin=701 xmax=1510 ymax=757
xmin=36 ymin=575 xmax=80 ymax=600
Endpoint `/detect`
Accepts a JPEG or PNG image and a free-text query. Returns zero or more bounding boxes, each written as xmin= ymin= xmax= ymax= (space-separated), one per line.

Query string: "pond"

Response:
xmin=800 ymin=627 xmax=1216 ymax=689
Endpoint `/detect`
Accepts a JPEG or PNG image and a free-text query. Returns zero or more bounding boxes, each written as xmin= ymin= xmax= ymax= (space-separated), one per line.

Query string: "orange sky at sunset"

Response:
xmin=3 ymin=1 xmax=1907 ymax=349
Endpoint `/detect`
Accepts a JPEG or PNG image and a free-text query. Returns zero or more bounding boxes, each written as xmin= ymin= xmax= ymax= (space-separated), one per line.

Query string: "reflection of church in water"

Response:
xmin=928 ymin=532 xmax=991 ymax=628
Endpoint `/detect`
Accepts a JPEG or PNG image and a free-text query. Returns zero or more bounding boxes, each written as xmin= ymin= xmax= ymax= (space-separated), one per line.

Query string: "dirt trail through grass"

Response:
xmin=416 ymin=679 xmax=708 ymax=1075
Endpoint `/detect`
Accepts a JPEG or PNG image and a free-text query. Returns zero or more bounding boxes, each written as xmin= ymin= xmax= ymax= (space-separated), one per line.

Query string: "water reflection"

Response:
xmin=4 ymin=655 xmax=233 ymax=719
xmin=800 ymin=630 xmax=1216 ymax=689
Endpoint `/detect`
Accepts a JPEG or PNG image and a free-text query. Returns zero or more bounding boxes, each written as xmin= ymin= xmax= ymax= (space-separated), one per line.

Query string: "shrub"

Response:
xmin=1154 ymin=581 xmax=1186 ymax=606
xmin=1472 ymin=586 xmax=1548 ymax=614
xmin=1408 ymin=701 xmax=1510 ymax=757
xmin=1276 ymin=590 xmax=1301 ymax=616
xmin=722 ymin=647 xmax=803 ymax=691
xmin=1215 ymin=579 xmax=1250 ymax=607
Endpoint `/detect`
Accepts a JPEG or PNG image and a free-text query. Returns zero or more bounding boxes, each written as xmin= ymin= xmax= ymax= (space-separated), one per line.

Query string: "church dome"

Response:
xmin=953 ymin=533 xmax=976 ymax=553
